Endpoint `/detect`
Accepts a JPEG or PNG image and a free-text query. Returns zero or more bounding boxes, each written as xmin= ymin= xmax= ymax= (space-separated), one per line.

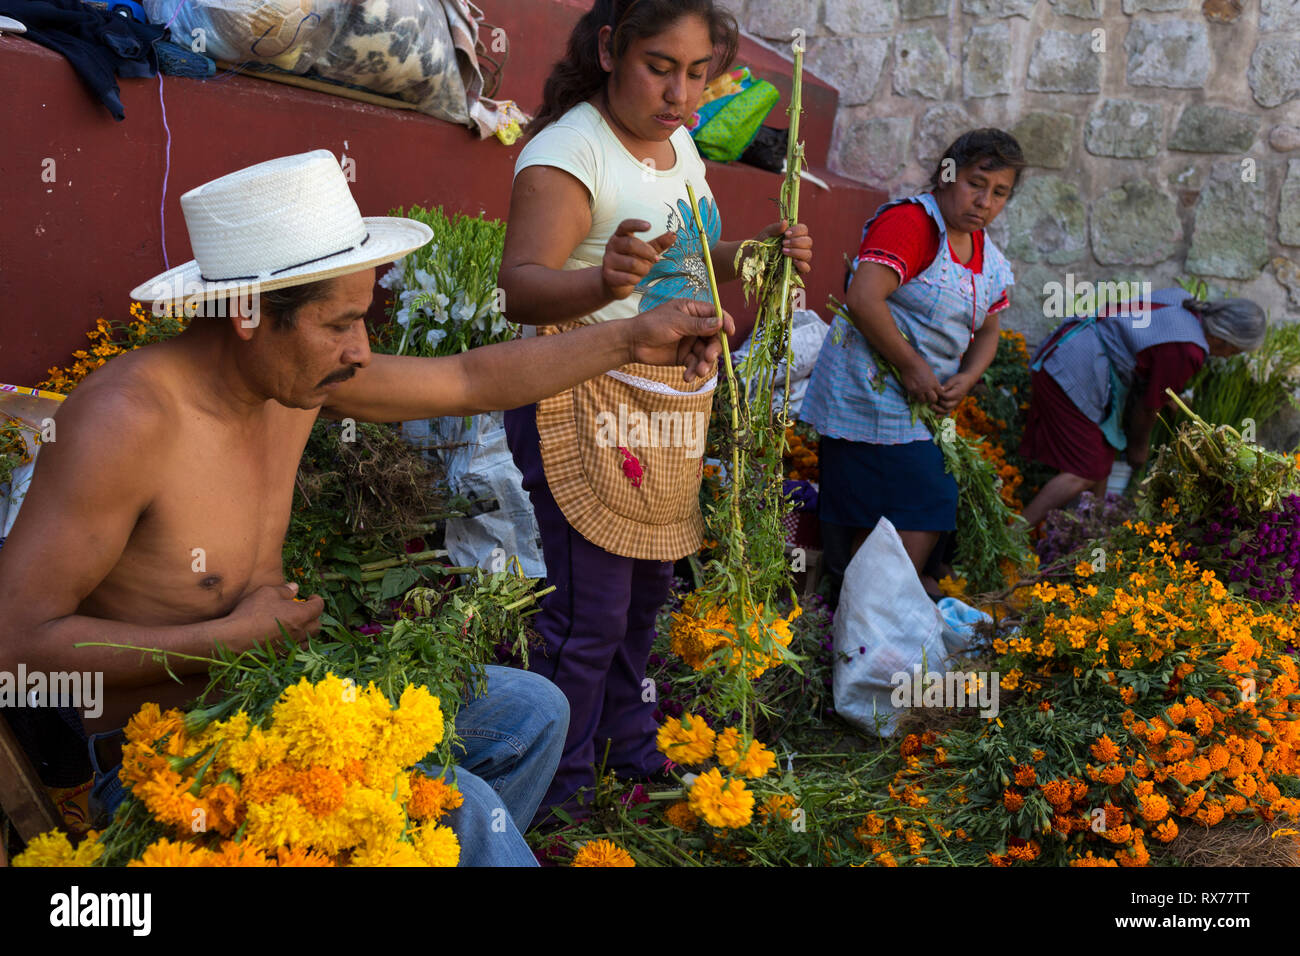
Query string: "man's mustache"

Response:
xmin=317 ymin=366 xmax=359 ymax=387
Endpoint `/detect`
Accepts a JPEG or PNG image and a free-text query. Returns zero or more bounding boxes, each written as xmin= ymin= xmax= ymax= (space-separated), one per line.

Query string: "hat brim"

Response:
xmin=128 ymin=216 xmax=433 ymax=304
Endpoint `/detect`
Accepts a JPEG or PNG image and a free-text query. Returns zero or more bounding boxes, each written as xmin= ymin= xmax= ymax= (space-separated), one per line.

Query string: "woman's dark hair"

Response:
xmin=929 ymin=128 xmax=1027 ymax=194
xmin=532 ymin=0 xmax=740 ymax=135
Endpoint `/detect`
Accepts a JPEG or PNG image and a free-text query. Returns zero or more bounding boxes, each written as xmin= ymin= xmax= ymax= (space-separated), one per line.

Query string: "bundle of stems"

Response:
xmin=1143 ymin=388 xmax=1300 ymax=518
xmin=825 ymin=297 xmax=1032 ymax=594
xmin=683 ymin=49 xmax=807 ymax=736
xmin=1151 ymin=320 xmax=1300 ymax=451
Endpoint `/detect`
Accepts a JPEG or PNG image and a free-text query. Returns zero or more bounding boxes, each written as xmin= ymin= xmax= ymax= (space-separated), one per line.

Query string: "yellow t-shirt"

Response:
xmin=514 ymin=100 xmax=722 ymax=327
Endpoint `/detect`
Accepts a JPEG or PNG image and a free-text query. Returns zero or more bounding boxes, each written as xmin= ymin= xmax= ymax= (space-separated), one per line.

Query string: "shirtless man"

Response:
xmin=0 ymin=151 xmax=730 ymax=865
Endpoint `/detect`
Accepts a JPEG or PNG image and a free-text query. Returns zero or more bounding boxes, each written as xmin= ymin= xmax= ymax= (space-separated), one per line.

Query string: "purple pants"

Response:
xmin=505 ymin=404 xmax=672 ymax=823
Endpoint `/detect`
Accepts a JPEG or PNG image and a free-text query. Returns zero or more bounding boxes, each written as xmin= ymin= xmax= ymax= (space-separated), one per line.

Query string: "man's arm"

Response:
xmin=323 ymin=299 xmax=732 ymax=423
xmin=0 ymin=385 xmax=318 ymax=691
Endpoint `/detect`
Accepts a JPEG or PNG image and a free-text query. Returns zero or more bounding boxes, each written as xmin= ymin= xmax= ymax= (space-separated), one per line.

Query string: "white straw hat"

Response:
xmin=129 ymin=149 xmax=432 ymax=304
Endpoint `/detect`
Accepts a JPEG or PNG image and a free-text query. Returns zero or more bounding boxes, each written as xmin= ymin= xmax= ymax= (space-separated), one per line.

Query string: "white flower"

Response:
xmin=377 ymin=259 xmax=406 ymax=290
xmin=425 ymin=327 xmax=448 ymax=349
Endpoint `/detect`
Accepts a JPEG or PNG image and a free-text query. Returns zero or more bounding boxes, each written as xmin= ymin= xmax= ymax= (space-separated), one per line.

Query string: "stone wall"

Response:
xmin=734 ymin=0 xmax=1300 ymax=344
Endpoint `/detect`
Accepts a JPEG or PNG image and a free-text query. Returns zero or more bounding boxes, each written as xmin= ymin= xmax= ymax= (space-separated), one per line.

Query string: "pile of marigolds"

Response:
xmin=16 ymin=674 xmax=462 ymax=867
xmin=864 ymin=513 xmax=1300 ymax=867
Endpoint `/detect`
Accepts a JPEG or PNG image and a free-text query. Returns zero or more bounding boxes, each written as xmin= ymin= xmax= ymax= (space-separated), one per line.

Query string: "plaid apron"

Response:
xmin=534 ymin=322 xmax=715 ymax=560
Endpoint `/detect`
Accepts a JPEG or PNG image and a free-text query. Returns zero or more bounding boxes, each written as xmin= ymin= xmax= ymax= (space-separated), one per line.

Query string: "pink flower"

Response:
xmin=619 ymin=447 xmax=643 ymax=488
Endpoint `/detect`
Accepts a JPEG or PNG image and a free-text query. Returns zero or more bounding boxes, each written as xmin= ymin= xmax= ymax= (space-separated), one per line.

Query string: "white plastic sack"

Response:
xmin=730 ymin=309 xmax=828 ymax=417
xmin=832 ymin=517 xmax=975 ymax=737
xmin=401 ymin=412 xmax=545 ymax=578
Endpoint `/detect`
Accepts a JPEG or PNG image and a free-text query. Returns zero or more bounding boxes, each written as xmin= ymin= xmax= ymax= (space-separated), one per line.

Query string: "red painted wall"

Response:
xmin=0 ymin=4 xmax=884 ymax=387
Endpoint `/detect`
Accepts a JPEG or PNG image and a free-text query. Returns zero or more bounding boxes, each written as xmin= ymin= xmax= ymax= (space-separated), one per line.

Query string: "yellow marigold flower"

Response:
xmin=715 ymin=730 xmax=776 ymax=780
xmin=1074 ymin=561 xmax=1094 ymax=578
xmin=656 ymin=714 xmax=716 ymax=765
xmin=688 ymin=768 xmax=754 ymax=828
xmin=938 ymin=575 xmax=968 ymax=598
xmin=13 ymin=830 xmax=104 ymax=867
xmin=274 ymin=846 xmax=336 ymax=867
xmin=208 ymin=841 xmax=274 ymax=867
xmin=242 ymin=794 xmax=317 ymax=852
xmin=572 ymin=839 xmax=635 ymax=867
xmin=271 ymin=674 xmax=382 ymax=770
xmin=376 ymin=683 xmax=445 ymax=768
xmin=350 ymin=842 xmax=428 ymax=867
xmin=411 ymin=825 xmax=460 ymax=867
xmin=714 ymin=727 xmax=742 ymax=768
xmin=128 ymin=838 xmax=212 ymax=867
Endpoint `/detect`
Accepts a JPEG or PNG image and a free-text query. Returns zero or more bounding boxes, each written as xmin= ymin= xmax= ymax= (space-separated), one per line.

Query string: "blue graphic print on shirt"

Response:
xmin=635 ymin=195 xmax=722 ymax=312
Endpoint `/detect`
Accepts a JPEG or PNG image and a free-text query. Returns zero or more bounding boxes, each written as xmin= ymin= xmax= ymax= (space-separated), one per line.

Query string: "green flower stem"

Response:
xmin=687 ymin=181 xmax=753 ymax=739
xmin=776 ymin=49 xmax=805 ymax=438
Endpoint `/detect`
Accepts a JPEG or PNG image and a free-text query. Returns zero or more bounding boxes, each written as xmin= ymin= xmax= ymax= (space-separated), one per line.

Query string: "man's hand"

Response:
xmin=900 ymin=357 xmax=943 ymax=407
xmin=757 ymin=219 xmax=813 ymax=276
xmin=932 ymin=370 xmax=978 ymax=415
xmin=602 ymin=219 xmax=677 ymax=300
xmin=628 ymin=298 xmax=735 ymax=383
xmin=225 ymin=583 xmax=323 ymax=650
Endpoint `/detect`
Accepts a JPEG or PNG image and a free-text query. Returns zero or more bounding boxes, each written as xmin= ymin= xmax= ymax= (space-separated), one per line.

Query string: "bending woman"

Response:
xmin=498 ymin=0 xmax=812 ymax=823
xmin=1019 ymin=291 xmax=1266 ymax=527
xmin=801 ymin=129 xmax=1022 ymax=600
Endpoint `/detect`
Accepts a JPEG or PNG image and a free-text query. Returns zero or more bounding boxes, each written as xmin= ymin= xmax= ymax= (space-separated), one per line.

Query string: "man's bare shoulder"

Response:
xmin=52 ymin=345 xmax=180 ymax=456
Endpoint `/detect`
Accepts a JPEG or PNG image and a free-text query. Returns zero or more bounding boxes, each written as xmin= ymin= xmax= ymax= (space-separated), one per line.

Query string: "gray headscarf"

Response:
xmin=1183 ymin=297 xmax=1267 ymax=352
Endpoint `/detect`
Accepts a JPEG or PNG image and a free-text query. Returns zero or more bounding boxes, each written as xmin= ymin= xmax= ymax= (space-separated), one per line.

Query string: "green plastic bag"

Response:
xmin=690 ymin=68 xmax=780 ymax=162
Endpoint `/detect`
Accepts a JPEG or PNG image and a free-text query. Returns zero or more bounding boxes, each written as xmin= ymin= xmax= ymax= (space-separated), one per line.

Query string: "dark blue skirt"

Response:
xmin=818 ymin=436 xmax=957 ymax=532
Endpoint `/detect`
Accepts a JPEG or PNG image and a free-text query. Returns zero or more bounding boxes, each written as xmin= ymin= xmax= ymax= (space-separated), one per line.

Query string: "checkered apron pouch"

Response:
xmin=534 ymin=324 xmax=716 ymax=560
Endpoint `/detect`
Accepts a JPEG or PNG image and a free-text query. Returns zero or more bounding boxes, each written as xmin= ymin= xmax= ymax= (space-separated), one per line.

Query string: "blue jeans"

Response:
xmin=89 ymin=665 xmax=568 ymax=867
xmin=417 ymin=665 xmax=568 ymax=866
xmin=88 ymin=729 xmax=127 ymax=826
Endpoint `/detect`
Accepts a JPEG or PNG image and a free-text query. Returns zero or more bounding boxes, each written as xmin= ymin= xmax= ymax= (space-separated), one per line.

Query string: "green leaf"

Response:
xmin=379 ymin=566 xmax=421 ymax=601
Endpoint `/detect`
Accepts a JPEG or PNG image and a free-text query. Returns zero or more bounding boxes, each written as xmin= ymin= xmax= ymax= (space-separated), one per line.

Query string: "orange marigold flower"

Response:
xmin=664 ymin=800 xmax=699 ymax=831
xmin=1102 ymin=824 xmax=1133 ymax=844
xmin=1003 ymin=789 xmax=1024 ymax=812
xmin=1041 ymin=780 xmax=1073 ymax=809
xmin=1090 ymin=735 xmax=1120 ymax=763
xmin=1014 ymin=764 xmax=1037 ymax=787
xmin=408 ymin=774 xmax=464 ymax=823
xmin=1071 ymin=852 xmax=1119 ymax=867
xmin=1139 ymin=793 xmax=1170 ymax=822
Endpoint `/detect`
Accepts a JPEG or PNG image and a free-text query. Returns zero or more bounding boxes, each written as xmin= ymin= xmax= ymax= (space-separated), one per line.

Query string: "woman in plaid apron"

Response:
xmin=497 ymin=0 xmax=812 ymax=824
xmin=801 ymin=130 xmax=1021 ymax=602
